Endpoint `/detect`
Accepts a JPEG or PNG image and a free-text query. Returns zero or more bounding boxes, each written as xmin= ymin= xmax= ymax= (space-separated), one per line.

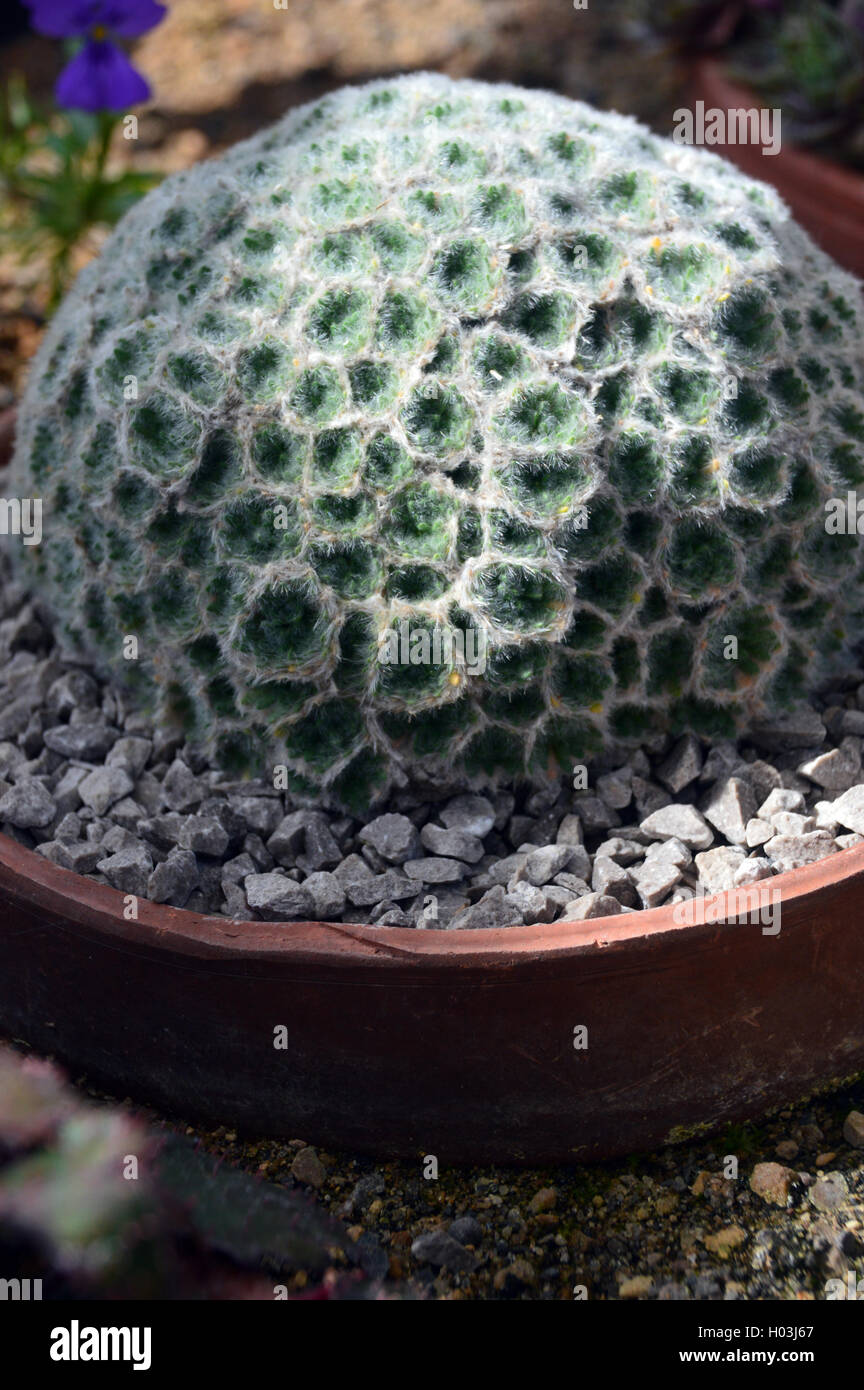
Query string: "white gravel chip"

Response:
xmin=702 ymin=776 xmax=756 ymax=845
xmin=763 ymin=830 xmax=838 ymax=872
xmin=640 ymin=803 xmax=714 ymax=851
xmin=819 ymin=784 xmax=864 ymax=835
xmin=797 ymin=737 xmax=862 ymax=792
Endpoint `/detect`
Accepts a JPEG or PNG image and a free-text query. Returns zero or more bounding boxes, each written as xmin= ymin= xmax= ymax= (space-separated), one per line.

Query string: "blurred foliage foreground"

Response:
xmin=0 ymin=1043 xmax=386 ymax=1300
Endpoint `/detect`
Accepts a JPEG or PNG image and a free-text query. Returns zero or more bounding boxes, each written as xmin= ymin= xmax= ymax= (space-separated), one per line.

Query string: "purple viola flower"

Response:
xmin=24 ymin=0 xmax=166 ymax=112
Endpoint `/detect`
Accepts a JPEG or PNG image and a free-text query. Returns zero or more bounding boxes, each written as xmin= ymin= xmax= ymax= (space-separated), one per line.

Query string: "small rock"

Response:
xmin=244 ymin=873 xmax=313 ymax=920
xmin=733 ymin=856 xmax=773 ymax=887
xmin=572 ymin=795 xmax=621 ymax=834
xmin=96 ymin=845 xmax=154 ymax=897
xmin=808 ymin=1172 xmax=848 ymax=1213
xmin=528 ymin=1187 xmax=557 ymax=1214
xmin=419 ymin=823 xmax=485 ymax=863
xmin=228 ymin=795 xmax=283 ymax=838
xmin=493 ymin=1257 xmax=535 ymax=1291
xmin=0 ymin=778 xmax=56 ymax=829
xmin=592 ymin=854 xmax=639 ymax=907
xmin=290 ymin=1146 xmax=325 ymax=1188
xmin=105 ymin=736 xmax=152 ymax=779
xmin=109 ymin=797 xmax=147 ymax=832
xmin=555 ymin=813 xmax=583 ymax=846
xmin=749 ymin=1162 xmax=795 ymax=1207
xmin=332 ymin=853 xmax=372 ymax=886
xmin=596 ymin=767 xmax=632 ymax=810
xmin=763 ymin=830 xmax=837 ymax=872
xmin=631 ymin=776 xmax=670 ymax=819
xmin=702 ymin=776 xmax=756 ymax=845
xmin=412 ymin=1229 xmax=478 ymax=1273
xmin=798 ymin=738 xmax=861 ymax=792
xmin=751 ymin=709 xmax=826 ymax=752
xmin=403 ymin=857 xmax=469 ymax=883
xmin=344 ymin=870 xmax=415 ymax=906
xmin=448 ymin=1215 xmax=482 ymax=1246
xmin=38 ymin=840 xmax=103 ymax=873
xmin=757 ymin=787 xmax=805 ymax=819
xmin=43 ymin=722 xmax=120 ymax=760
xmin=694 ymin=846 xmax=746 ymax=893
xmin=503 ymin=882 xmax=558 ymax=924
xmin=775 ymin=1139 xmax=799 ymax=1162
xmin=656 ymin=734 xmax=703 ymax=794
xmin=46 ymin=669 xmax=99 ymax=716
xmin=358 ymin=812 xmax=421 ymax=864
xmin=177 ymin=815 xmax=230 ymax=857
xmin=147 ymin=848 xmax=199 ymax=907
xmin=703 ymin=1226 xmax=747 ymax=1257
xmin=440 ymin=794 xmax=494 ymax=837
xmin=595 ymin=836 xmax=645 ymax=866
xmin=640 ymin=803 xmax=713 ymax=851
xmin=745 ymin=817 xmax=773 ymax=848
xmin=842 ymin=1110 xmax=864 ymax=1149
xmin=618 ymin=1275 xmax=653 ymax=1299
xmin=449 ymin=885 xmax=517 ymax=930
xmin=523 ymin=843 xmax=580 ymax=886
xmin=560 ymin=892 xmax=622 ymax=921
xmin=78 ymin=767 xmax=134 ymax=816
xmin=631 ymin=855 xmax=682 ymax=908
xmin=302 ymin=871 xmax=345 ymax=920
xmin=769 ymin=810 xmax=815 ymax=837
xmin=822 ymin=785 xmax=864 ymax=836
xmin=161 ymin=758 xmax=203 ymax=812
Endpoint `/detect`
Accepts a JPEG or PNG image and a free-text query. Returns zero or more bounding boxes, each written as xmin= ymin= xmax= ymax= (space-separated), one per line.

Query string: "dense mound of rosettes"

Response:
xmin=9 ymin=73 xmax=864 ymax=807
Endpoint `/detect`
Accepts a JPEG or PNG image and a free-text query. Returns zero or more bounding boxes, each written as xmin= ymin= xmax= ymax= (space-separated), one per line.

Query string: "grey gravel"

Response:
xmin=0 ymin=778 xmax=56 ymax=828
xmin=702 ymin=777 xmax=756 ymax=845
xmin=147 ymin=848 xmax=199 ymax=907
xmin=161 ymin=758 xmax=203 ymax=812
xmin=440 ymin=794 xmax=495 ymax=837
xmin=640 ymin=803 xmax=713 ymax=851
xmin=450 ymin=886 xmax=516 ymax=930
xmin=5 ymin=561 xmax=864 ymax=932
xmin=43 ymin=722 xmax=120 ymax=760
xmin=420 ymin=822 xmax=484 ymax=863
xmin=522 ymin=843 xmax=579 ymax=887
xmin=798 ymin=737 xmax=862 ymax=792
xmin=96 ymin=845 xmax=154 ymax=897
xmin=561 ymin=892 xmax=623 ymax=921
xmin=403 ymin=857 xmax=469 ymax=883
xmin=358 ymin=813 xmax=420 ymax=864
xmin=244 ymin=873 xmax=313 ymax=919
xmin=344 ymin=870 xmax=416 ymax=906
xmin=176 ymin=815 xmax=230 ymax=857
xmin=77 ymin=766 xmax=134 ymax=816
xmin=302 ymin=871 xmax=346 ymax=920
xmin=656 ymin=734 xmax=703 ymax=794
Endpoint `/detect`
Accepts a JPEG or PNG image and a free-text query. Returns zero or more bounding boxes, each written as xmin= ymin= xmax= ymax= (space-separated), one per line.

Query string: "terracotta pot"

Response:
xmin=2 ymin=830 xmax=864 ymax=1163
xmin=690 ymin=59 xmax=864 ymax=278
xmin=3 ymin=340 xmax=864 ymax=1164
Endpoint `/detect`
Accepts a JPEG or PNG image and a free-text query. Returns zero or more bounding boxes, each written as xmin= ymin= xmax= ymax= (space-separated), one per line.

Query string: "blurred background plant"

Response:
xmin=0 ymin=1 xmax=166 ymax=310
xmin=641 ymin=0 xmax=864 ymax=164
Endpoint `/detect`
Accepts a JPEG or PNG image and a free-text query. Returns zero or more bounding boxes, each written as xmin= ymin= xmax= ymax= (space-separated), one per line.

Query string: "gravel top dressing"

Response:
xmin=3 ymin=556 xmax=864 ymax=929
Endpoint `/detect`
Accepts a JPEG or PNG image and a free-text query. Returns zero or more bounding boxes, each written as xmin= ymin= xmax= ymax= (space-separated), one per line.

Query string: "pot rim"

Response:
xmin=2 ymin=827 xmax=862 ymax=968
xmin=692 ymin=56 xmax=864 ymax=198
